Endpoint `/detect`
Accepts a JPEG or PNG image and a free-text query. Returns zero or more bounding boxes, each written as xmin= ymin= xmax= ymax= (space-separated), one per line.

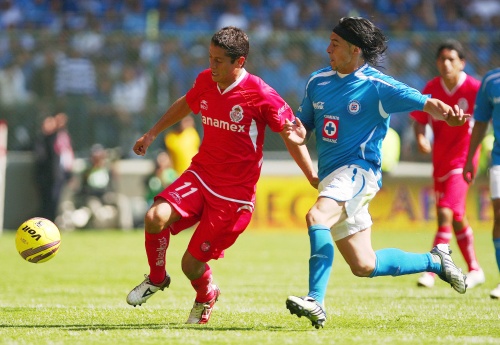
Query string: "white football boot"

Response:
xmin=126 ymin=274 xmax=171 ymax=306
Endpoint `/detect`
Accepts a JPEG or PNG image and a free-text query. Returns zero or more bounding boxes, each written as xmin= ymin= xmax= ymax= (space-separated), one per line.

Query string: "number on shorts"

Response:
xmin=175 ymin=182 xmax=198 ymax=198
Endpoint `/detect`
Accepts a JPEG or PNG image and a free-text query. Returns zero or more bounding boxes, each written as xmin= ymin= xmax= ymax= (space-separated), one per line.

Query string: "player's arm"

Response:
xmin=463 ymin=120 xmax=489 ymax=184
xmin=412 ymin=121 xmax=431 ymax=154
xmin=423 ymin=98 xmax=469 ymax=127
xmin=280 ymin=125 xmax=319 ymax=189
xmin=134 ymin=95 xmax=192 ymax=156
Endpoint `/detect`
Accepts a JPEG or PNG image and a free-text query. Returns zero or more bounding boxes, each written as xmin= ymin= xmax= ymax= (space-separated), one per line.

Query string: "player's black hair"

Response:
xmin=332 ymin=17 xmax=388 ymax=67
xmin=436 ymin=39 xmax=465 ymax=60
xmin=211 ymin=26 xmax=250 ymax=66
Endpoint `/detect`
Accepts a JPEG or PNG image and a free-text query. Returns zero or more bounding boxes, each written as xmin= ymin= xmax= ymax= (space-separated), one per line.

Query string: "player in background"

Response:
xmin=464 ymin=67 xmax=500 ymax=299
xmin=282 ymin=17 xmax=469 ymax=329
xmin=126 ymin=26 xmax=316 ymax=324
xmin=164 ymin=114 xmax=200 ymax=175
xmin=410 ymin=39 xmax=484 ymax=290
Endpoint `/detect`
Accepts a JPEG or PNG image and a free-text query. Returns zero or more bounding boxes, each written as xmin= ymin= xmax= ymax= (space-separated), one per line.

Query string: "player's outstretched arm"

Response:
xmin=282 ymin=118 xmax=307 ymax=145
xmin=423 ymin=98 xmax=470 ymax=127
xmin=280 ymin=128 xmax=318 ymax=189
xmin=133 ymin=96 xmax=192 ymax=156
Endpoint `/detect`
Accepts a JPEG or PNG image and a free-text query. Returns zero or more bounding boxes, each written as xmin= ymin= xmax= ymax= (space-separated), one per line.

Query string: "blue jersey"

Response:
xmin=297 ymin=64 xmax=428 ymax=184
xmin=473 ymin=68 xmax=500 ymax=166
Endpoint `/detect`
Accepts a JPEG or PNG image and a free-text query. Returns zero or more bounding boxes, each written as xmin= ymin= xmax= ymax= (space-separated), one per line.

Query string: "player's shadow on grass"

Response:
xmin=0 ymin=323 xmax=289 ymax=331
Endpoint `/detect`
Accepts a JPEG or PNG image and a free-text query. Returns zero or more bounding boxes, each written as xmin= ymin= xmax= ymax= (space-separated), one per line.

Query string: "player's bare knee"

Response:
xmin=306 ymin=208 xmax=324 ymax=226
xmin=144 ymin=207 xmax=167 ymax=233
xmin=350 ymin=262 xmax=375 ymax=277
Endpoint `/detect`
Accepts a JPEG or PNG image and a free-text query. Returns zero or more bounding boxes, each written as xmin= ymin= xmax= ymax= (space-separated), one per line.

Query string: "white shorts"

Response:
xmin=318 ymin=165 xmax=380 ymax=241
xmin=490 ymin=165 xmax=500 ymax=199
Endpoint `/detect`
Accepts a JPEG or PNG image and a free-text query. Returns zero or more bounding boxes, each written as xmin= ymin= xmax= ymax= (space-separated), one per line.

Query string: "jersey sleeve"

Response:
xmin=378 ymin=77 xmax=429 ymax=114
xmin=409 ymin=83 xmax=431 ymax=124
xmin=262 ymin=87 xmax=295 ymax=133
xmin=185 ymin=69 xmax=212 ymax=114
xmin=296 ymin=75 xmax=315 ymax=131
xmin=473 ymin=77 xmax=493 ymax=122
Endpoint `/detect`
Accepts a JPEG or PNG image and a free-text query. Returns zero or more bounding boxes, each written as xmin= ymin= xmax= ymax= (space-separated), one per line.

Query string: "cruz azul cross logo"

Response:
xmin=322 ymin=115 xmax=339 ymax=143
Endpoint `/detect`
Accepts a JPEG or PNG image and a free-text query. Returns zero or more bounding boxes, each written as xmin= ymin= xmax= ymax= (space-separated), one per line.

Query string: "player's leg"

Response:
xmin=442 ymin=174 xmax=484 ymax=288
xmin=367 ymin=232 xmax=466 ymax=293
xmin=126 ymin=198 xmax=180 ymax=306
xmin=305 ymin=197 xmax=345 ymax=303
xmin=490 ymin=198 xmax=500 ymax=299
xmin=182 ymin=252 xmax=221 ymax=324
xmin=418 ymin=180 xmax=453 ymax=288
xmin=487 ymin=167 xmax=500 ymax=299
xmin=184 ymin=194 xmax=252 ymax=323
xmin=490 ymin=166 xmax=500 ymax=299
xmin=127 ymin=173 xmax=200 ymax=306
xmin=453 ymin=215 xmax=484 ymax=288
xmin=286 ymin=166 xmax=369 ymax=329
xmin=417 ymin=206 xmax=453 ymax=288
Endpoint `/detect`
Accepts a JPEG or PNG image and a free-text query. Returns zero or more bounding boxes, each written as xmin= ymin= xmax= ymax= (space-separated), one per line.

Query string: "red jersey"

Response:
xmin=410 ymin=72 xmax=481 ymax=179
xmin=185 ymin=68 xmax=294 ymax=202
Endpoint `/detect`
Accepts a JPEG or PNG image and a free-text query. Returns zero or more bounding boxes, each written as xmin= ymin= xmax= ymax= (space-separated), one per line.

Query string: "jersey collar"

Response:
xmin=218 ymin=68 xmax=247 ymax=95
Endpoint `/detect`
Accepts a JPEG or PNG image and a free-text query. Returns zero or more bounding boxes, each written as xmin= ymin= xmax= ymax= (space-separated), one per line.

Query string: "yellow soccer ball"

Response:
xmin=15 ymin=217 xmax=61 ymax=263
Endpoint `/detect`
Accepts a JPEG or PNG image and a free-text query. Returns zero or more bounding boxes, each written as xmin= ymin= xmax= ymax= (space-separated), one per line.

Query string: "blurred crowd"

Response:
xmin=2 ymin=0 xmax=500 ymax=33
xmin=0 ymin=0 xmax=499 ymax=160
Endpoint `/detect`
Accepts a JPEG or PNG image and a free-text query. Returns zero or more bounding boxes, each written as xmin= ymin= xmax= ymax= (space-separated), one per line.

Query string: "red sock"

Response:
xmin=455 ymin=226 xmax=480 ymax=272
xmin=433 ymin=225 xmax=452 ymax=247
xmin=145 ymin=228 xmax=170 ymax=284
xmin=428 ymin=226 xmax=452 ymax=277
xmin=191 ymin=264 xmax=214 ymax=303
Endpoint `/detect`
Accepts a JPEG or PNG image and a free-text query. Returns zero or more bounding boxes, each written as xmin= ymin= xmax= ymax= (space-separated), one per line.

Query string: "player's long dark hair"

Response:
xmin=333 ymin=17 xmax=388 ymax=67
xmin=211 ymin=26 xmax=250 ymax=66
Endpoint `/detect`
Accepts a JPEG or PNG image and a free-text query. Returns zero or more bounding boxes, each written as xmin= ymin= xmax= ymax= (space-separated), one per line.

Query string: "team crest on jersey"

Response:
xmin=200 ymin=100 xmax=208 ymax=110
xmin=230 ymin=105 xmax=244 ymax=123
xmin=201 ymin=241 xmax=211 ymax=252
xmin=322 ymin=115 xmax=339 ymax=143
xmin=457 ymin=98 xmax=469 ymax=112
xmin=347 ymin=100 xmax=361 ymax=114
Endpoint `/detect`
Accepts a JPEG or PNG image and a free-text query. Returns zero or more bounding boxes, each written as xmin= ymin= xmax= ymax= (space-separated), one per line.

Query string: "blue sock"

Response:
xmin=307 ymin=225 xmax=334 ymax=304
xmin=494 ymin=238 xmax=500 ymax=273
xmin=370 ymin=248 xmax=441 ymax=277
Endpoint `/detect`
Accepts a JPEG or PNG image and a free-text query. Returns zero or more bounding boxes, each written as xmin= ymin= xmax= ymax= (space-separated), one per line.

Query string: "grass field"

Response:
xmin=0 ymin=225 xmax=499 ymax=345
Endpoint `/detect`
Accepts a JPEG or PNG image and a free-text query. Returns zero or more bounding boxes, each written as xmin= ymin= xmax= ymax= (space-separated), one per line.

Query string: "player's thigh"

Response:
xmin=188 ymin=197 xmax=253 ymax=262
xmin=435 ymin=174 xmax=468 ymax=221
xmin=156 ymin=172 xmax=204 ymax=233
xmin=490 ymin=166 xmax=500 ymax=196
xmin=306 ymin=196 xmax=346 ymax=228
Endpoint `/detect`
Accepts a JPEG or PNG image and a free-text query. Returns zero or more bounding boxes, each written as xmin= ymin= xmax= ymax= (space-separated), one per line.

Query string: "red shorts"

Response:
xmin=155 ymin=171 xmax=253 ymax=262
xmin=434 ymin=173 xmax=469 ymax=221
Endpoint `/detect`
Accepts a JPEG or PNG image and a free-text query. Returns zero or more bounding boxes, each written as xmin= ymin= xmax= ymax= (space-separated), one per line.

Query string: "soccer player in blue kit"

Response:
xmin=282 ymin=17 xmax=470 ymax=329
xmin=464 ymin=67 xmax=500 ymax=299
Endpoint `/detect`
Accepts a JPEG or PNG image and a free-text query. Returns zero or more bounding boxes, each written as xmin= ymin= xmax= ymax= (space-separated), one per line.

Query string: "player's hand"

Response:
xmin=309 ymin=175 xmax=319 ymax=189
xmin=133 ymin=132 xmax=155 ymax=156
xmin=463 ymin=161 xmax=475 ymax=184
xmin=416 ymin=136 xmax=431 ymax=154
xmin=283 ymin=118 xmax=307 ymax=145
xmin=445 ymin=104 xmax=471 ymax=126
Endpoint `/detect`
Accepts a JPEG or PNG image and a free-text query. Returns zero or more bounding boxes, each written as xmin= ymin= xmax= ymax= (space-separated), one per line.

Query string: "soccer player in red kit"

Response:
xmin=410 ymin=39 xmax=484 ymax=289
xmin=126 ymin=26 xmax=316 ymax=324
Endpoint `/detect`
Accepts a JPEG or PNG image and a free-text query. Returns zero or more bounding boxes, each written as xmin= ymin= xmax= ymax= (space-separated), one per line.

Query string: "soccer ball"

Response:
xmin=15 ymin=217 xmax=61 ymax=263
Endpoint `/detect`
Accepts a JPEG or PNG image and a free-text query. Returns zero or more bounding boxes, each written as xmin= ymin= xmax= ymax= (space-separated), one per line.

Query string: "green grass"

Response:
xmin=0 ymin=226 xmax=499 ymax=345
